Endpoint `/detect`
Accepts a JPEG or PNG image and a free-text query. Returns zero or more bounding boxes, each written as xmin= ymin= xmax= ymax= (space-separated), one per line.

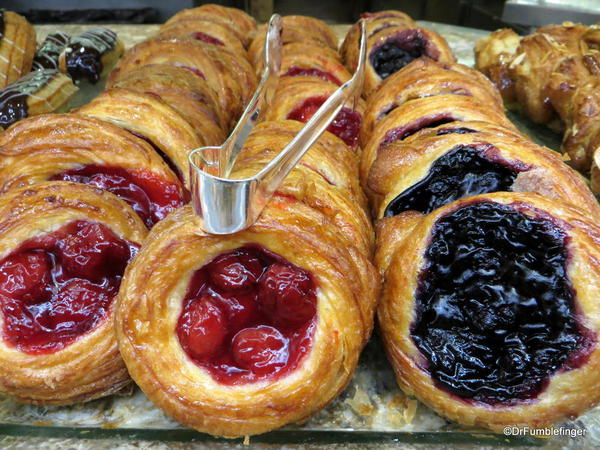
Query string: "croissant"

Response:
xmin=106 ymin=63 xmax=226 ymax=146
xmin=359 ymin=95 xmax=518 ymax=184
xmin=0 ymin=11 xmax=36 ymax=89
xmin=0 ymin=114 xmax=186 ymax=228
xmin=474 ymin=28 xmax=521 ymax=105
xmin=0 ymin=69 xmax=77 ymax=130
xmin=377 ymin=191 xmax=600 ymax=432
xmin=265 ymin=78 xmax=366 ymax=149
xmin=361 ymin=58 xmax=505 ymax=146
xmin=365 ymin=123 xmax=600 ymax=218
xmin=341 ymin=12 xmax=456 ymax=97
xmin=58 ymin=28 xmax=124 ymax=84
xmin=108 ymin=36 xmax=257 ymax=127
xmin=0 ymin=181 xmax=147 ymax=405
xmin=77 ymin=88 xmax=203 ymax=186
xmin=163 ymin=4 xmax=257 ymax=48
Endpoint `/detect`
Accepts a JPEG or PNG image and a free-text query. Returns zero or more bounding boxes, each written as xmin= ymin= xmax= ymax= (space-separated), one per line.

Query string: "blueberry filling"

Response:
xmin=412 ymin=201 xmax=593 ymax=404
xmin=384 ymin=146 xmax=522 ymax=216
xmin=436 ymin=127 xmax=476 ymax=136
xmin=370 ymin=35 xmax=426 ymax=79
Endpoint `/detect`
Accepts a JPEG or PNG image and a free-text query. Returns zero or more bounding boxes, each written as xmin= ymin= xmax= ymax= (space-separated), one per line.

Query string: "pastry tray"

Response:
xmin=1 ymin=22 xmax=598 ymax=447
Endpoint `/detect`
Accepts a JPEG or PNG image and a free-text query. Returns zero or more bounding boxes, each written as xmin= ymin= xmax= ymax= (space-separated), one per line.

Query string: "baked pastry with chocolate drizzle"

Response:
xmin=0 ymin=69 xmax=77 ymax=130
xmin=32 ymin=32 xmax=71 ymax=71
xmin=377 ymin=192 xmax=600 ymax=432
xmin=0 ymin=114 xmax=186 ymax=228
xmin=116 ymin=121 xmax=378 ymax=436
xmin=0 ymin=181 xmax=147 ymax=405
xmin=0 ymin=10 xmax=36 ymax=89
xmin=365 ymin=122 xmax=600 ymax=218
xmin=77 ymin=88 xmax=204 ymax=186
xmin=58 ymin=28 xmax=124 ymax=84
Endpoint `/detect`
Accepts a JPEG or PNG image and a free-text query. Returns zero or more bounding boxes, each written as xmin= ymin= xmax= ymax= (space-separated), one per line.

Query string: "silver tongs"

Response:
xmin=189 ymin=15 xmax=367 ymax=235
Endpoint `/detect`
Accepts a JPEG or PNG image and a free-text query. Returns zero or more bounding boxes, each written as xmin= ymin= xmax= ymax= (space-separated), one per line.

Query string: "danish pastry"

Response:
xmin=0 ymin=181 xmax=147 ymax=405
xmin=58 ymin=28 xmax=124 ymax=84
xmin=265 ymin=78 xmax=366 ymax=149
xmin=0 ymin=69 xmax=77 ymax=130
xmin=0 ymin=114 xmax=186 ymax=228
xmin=359 ymin=95 xmax=518 ymax=183
xmin=77 ymin=88 xmax=203 ymax=185
xmin=32 ymin=32 xmax=71 ymax=71
xmin=377 ymin=191 xmax=600 ymax=432
xmin=365 ymin=124 xmax=600 ymax=218
xmin=0 ymin=11 xmax=36 ymax=89
xmin=361 ymin=58 xmax=505 ymax=145
xmin=106 ymin=63 xmax=226 ymax=146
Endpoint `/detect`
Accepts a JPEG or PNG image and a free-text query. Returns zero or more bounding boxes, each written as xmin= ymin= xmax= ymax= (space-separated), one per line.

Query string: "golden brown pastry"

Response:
xmin=359 ymin=95 xmax=518 ymax=184
xmin=474 ymin=28 xmax=521 ymax=105
xmin=106 ymin=63 xmax=226 ymax=146
xmin=264 ymin=78 xmax=366 ymax=149
xmin=0 ymin=181 xmax=147 ymax=405
xmin=163 ymin=4 xmax=257 ymax=48
xmin=0 ymin=69 xmax=77 ymax=130
xmin=377 ymin=191 xmax=600 ymax=432
xmin=341 ymin=13 xmax=455 ymax=97
xmin=0 ymin=114 xmax=186 ymax=228
xmin=361 ymin=58 xmax=505 ymax=145
xmin=249 ymin=15 xmax=339 ymax=68
xmin=0 ymin=10 xmax=36 ymax=89
xmin=365 ymin=124 xmax=600 ymax=218
xmin=77 ymin=88 xmax=203 ymax=186
xmin=108 ymin=36 xmax=256 ymax=128
xmin=592 ymin=144 xmax=600 ymax=194
xmin=58 ymin=28 xmax=124 ymax=84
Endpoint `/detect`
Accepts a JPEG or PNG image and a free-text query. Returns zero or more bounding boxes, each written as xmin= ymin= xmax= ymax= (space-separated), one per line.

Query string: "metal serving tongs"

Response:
xmin=188 ymin=16 xmax=367 ymax=235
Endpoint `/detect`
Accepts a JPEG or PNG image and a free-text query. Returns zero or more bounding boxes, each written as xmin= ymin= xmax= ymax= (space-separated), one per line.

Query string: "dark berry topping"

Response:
xmin=370 ymin=34 xmax=426 ymax=79
xmin=412 ymin=201 xmax=593 ymax=404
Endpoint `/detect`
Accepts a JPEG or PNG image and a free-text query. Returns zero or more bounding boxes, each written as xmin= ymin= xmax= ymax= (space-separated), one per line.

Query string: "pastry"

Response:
xmin=0 ymin=69 xmax=77 ymax=130
xmin=377 ymin=191 xmax=600 ymax=432
xmin=474 ymin=28 xmax=521 ymax=105
xmin=32 ymin=32 xmax=71 ymax=71
xmin=592 ymin=145 xmax=600 ymax=194
xmin=359 ymin=95 xmax=518 ymax=184
xmin=265 ymin=78 xmax=366 ymax=149
xmin=249 ymin=15 xmax=338 ymax=69
xmin=0 ymin=181 xmax=147 ymax=405
xmin=77 ymin=88 xmax=204 ymax=186
xmin=361 ymin=58 xmax=505 ymax=145
xmin=364 ymin=124 xmax=600 ymax=218
xmin=0 ymin=114 xmax=186 ymax=228
xmin=106 ymin=63 xmax=226 ymax=146
xmin=163 ymin=4 xmax=257 ymax=48
xmin=116 ymin=197 xmax=378 ymax=437
xmin=0 ymin=11 xmax=36 ymax=89
xmin=108 ymin=36 xmax=257 ymax=128
xmin=341 ymin=12 xmax=455 ymax=97
xmin=58 ymin=28 xmax=124 ymax=84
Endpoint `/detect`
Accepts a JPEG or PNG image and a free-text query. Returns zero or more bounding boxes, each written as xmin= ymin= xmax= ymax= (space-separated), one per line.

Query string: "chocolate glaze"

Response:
xmin=0 ymin=11 xmax=4 ymax=39
xmin=64 ymin=28 xmax=117 ymax=84
xmin=33 ymin=32 xmax=71 ymax=70
xmin=0 ymin=69 xmax=58 ymax=129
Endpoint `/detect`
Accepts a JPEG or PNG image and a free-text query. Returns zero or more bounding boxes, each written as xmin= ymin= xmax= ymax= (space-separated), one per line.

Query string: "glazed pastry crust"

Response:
xmin=0 ymin=11 xmax=36 ymax=88
xmin=116 ymin=198 xmax=379 ymax=437
xmin=361 ymin=58 xmax=505 ymax=145
xmin=77 ymin=88 xmax=203 ymax=187
xmin=107 ymin=63 xmax=226 ymax=145
xmin=0 ymin=181 xmax=147 ymax=405
xmin=0 ymin=114 xmax=182 ymax=197
xmin=377 ymin=191 xmax=600 ymax=432
xmin=366 ymin=127 xmax=600 ymax=219
xmin=359 ymin=95 xmax=518 ymax=185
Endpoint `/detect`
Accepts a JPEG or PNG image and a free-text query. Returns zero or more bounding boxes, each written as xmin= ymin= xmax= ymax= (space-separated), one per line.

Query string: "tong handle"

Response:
xmin=218 ymin=14 xmax=282 ymax=177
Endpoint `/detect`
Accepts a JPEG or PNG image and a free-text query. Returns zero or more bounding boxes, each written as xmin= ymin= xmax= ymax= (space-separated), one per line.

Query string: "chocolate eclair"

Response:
xmin=33 ymin=32 xmax=71 ymax=70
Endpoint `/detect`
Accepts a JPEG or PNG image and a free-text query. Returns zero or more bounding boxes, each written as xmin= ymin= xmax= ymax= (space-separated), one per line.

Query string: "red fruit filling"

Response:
xmin=283 ymin=66 xmax=342 ymax=86
xmin=51 ymin=164 xmax=185 ymax=228
xmin=191 ymin=32 xmax=224 ymax=46
xmin=287 ymin=95 xmax=361 ymax=149
xmin=177 ymin=245 xmax=317 ymax=384
xmin=0 ymin=220 xmax=138 ymax=354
